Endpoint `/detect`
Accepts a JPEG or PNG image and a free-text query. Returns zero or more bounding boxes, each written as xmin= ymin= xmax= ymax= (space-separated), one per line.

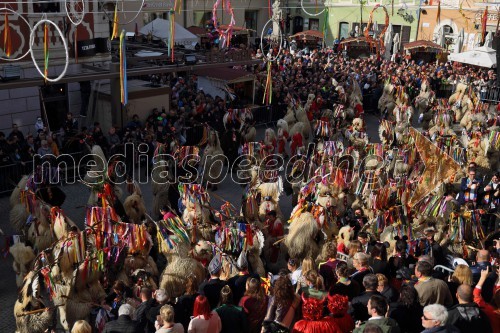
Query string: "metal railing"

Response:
xmin=251 ymin=103 xmax=287 ymax=127
xmin=0 ymin=151 xmax=85 ymax=195
xmin=479 ymin=85 xmax=500 ymax=103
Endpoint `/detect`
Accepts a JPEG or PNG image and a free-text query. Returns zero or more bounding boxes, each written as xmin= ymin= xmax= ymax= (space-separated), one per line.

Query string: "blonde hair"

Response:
xmin=348 ymin=240 xmax=362 ymax=257
xmin=376 ymin=273 xmax=388 ymax=288
xmin=160 ymin=304 xmax=175 ymax=323
xmin=451 ymin=265 xmax=473 ymax=286
xmin=71 ymin=320 xmax=91 ymax=333
xmin=301 ymin=257 xmax=315 ymax=276
xmin=305 ymin=270 xmax=325 ymax=291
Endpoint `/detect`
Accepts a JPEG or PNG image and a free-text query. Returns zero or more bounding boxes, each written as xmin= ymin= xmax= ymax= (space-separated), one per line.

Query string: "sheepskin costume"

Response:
xmin=465 ymin=135 xmax=491 ymax=169
xmin=27 ymin=206 xmax=53 ymax=253
xmin=10 ymin=175 xmax=29 ymax=208
xmin=257 ymin=180 xmax=284 ymax=221
xmin=449 ymin=83 xmax=475 ymax=122
xmin=284 ymin=210 xmax=323 ymax=260
xmin=10 ymin=203 xmax=29 ymax=234
xmin=56 ymin=281 xmax=106 ymax=331
xmin=346 ymin=118 xmax=368 ymax=149
xmin=336 ymin=225 xmax=354 ymax=254
xmin=123 ymin=192 xmax=147 ymax=223
xmin=284 ymin=105 xmax=312 ymax=139
xmin=14 ymin=271 xmax=55 ymax=333
xmin=10 ymin=243 xmax=36 ymax=288
xmin=159 ymin=257 xmax=206 ymax=298
xmin=201 ymin=130 xmax=226 ymax=187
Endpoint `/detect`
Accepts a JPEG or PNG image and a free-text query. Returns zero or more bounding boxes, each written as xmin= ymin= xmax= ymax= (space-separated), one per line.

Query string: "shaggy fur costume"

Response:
xmin=10 ymin=243 xmax=36 ymax=288
xmin=284 ymin=211 xmax=323 ymax=260
xmin=201 ymin=130 xmax=225 ymax=185
xmin=123 ymin=193 xmax=147 ymax=223
xmin=159 ymin=257 xmax=206 ymax=298
xmin=14 ymin=271 xmax=55 ymax=333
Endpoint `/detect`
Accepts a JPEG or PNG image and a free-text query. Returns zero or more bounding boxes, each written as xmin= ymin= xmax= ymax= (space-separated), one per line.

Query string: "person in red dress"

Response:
xmin=326 ymin=294 xmax=355 ymax=333
xmin=292 ymin=293 xmax=342 ymax=333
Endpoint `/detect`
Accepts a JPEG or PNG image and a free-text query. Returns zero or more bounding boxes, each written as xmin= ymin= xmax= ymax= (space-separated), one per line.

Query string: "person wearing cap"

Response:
xmin=415 ymin=227 xmax=446 ymax=267
xmin=227 ymin=251 xmax=257 ymax=305
xmin=199 ymin=255 xmax=226 ymax=310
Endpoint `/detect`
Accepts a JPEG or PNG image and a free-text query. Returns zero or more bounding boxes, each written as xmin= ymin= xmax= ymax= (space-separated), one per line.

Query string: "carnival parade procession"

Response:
xmin=1 ymin=0 xmax=500 ymax=333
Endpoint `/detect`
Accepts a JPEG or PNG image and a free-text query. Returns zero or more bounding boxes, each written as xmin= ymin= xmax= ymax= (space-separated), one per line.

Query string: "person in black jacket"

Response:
xmin=102 ymin=304 xmax=139 ymax=333
xmin=446 ymin=284 xmax=492 ymax=333
xmin=389 ymin=285 xmax=423 ymax=333
xmin=135 ymin=287 xmax=156 ymax=333
xmin=350 ymin=274 xmax=381 ymax=322
xmin=199 ymin=254 xmax=226 ymax=310
xmin=215 ymin=285 xmax=249 ymax=333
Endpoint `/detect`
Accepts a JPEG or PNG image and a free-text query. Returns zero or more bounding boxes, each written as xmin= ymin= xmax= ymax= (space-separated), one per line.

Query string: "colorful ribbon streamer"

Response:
xmin=262 ymin=62 xmax=273 ymax=105
xmin=112 ymin=4 xmax=119 ymax=39
xmin=44 ymin=22 xmax=49 ymax=81
xmin=3 ymin=12 xmax=11 ymax=57
xmin=119 ymin=29 xmax=128 ymax=106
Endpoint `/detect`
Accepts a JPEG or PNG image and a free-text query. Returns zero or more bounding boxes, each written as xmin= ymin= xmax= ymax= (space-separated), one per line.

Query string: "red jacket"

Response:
xmin=474 ymin=286 xmax=500 ymax=333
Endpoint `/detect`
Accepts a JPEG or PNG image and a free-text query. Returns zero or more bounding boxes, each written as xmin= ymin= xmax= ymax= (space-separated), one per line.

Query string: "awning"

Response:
xmin=404 ymin=40 xmax=444 ymax=52
xmin=291 ymin=30 xmax=324 ymax=39
xmin=193 ymin=67 xmax=255 ymax=84
xmin=448 ymin=46 xmax=497 ymax=68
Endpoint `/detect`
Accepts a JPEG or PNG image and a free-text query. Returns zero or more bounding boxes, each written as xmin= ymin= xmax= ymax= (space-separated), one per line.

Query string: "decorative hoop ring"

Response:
xmin=260 ymin=19 xmax=283 ymax=63
xmin=29 ymin=19 xmax=69 ymax=83
xmin=300 ymin=0 xmax=326 ymax=17
xmin=0 ymin=7 xmax=32 ymax=61
xmin=65 ymin=0 xmax=85 ymax=26
xmin=100 ymin=0 xmax=146 ymax=25
xmin=364 ymin=4 xmax=390 ymax=56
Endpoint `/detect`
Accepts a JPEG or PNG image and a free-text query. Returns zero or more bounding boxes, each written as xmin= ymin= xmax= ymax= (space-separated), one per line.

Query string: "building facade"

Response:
xmin=417 ymin=0 xmax=497 ymax=52
xmin=0 ymin=0 xmax=110 ymax=135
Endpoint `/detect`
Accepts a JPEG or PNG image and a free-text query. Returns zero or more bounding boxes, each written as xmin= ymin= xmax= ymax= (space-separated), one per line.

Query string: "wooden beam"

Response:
xmin=0 ymin=59 xmax=260 ymax=90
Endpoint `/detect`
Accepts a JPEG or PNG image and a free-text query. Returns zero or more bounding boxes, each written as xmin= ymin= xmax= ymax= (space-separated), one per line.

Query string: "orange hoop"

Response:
xmin=364 ymin=4 xmax=390 ymax=56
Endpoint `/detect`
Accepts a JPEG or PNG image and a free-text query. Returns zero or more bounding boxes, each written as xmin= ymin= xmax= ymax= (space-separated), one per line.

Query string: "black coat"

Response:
xmin=102 ymin=315 xmax=139 ymax=333
xmin=389 ymin=302 xmax=423 ymax=333
xmin=350 ymin=290 xmax=381 ymax=322
xmin=199 ymin=278 xmax=226 ymax=310
xmin=447 ymin=303 xmax=492 ymax=333
xmin=135 ymin=298 xmax=156 ymax=333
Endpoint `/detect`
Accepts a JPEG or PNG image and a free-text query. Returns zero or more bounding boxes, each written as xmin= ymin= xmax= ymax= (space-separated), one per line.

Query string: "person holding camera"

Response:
xmin=458 ymin=168 xmax=483 ymax=208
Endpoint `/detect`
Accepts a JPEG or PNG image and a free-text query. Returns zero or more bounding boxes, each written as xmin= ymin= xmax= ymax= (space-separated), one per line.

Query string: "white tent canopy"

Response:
xmin=139 ymin=18 xmax=198 ymax=46
xmin=448 ymin=46 xmax=497 ymax=68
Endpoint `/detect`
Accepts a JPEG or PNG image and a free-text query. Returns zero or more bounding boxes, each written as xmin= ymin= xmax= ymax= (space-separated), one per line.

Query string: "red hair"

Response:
xmin=193 ymin=295 xmax=212 ymax=319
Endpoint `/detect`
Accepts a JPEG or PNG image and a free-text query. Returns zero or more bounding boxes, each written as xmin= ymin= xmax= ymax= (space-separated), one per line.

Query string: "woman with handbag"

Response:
xmin=262 ymin=276 xmax=301 ymax=333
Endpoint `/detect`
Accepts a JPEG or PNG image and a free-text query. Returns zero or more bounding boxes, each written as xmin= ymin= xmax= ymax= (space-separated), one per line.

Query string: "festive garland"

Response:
xmin=0 ymin=7 xmax=31 ymax=61
xmin=29 ymin=18 xmax=69 ymax=83
xmin=364 ymin=4 xmax=390 ymax=57
xmin=212 ymin=0 xmax=236 ymax=49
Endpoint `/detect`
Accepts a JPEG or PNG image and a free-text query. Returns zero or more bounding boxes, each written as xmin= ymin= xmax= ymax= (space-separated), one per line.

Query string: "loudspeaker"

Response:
xmin=185 ymin=54 xmax=197 ymax=65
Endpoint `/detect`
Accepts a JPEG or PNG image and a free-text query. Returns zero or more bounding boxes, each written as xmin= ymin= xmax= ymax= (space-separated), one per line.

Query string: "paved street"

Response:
xmin=0 ymin=115 xmax=386 ymax=332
